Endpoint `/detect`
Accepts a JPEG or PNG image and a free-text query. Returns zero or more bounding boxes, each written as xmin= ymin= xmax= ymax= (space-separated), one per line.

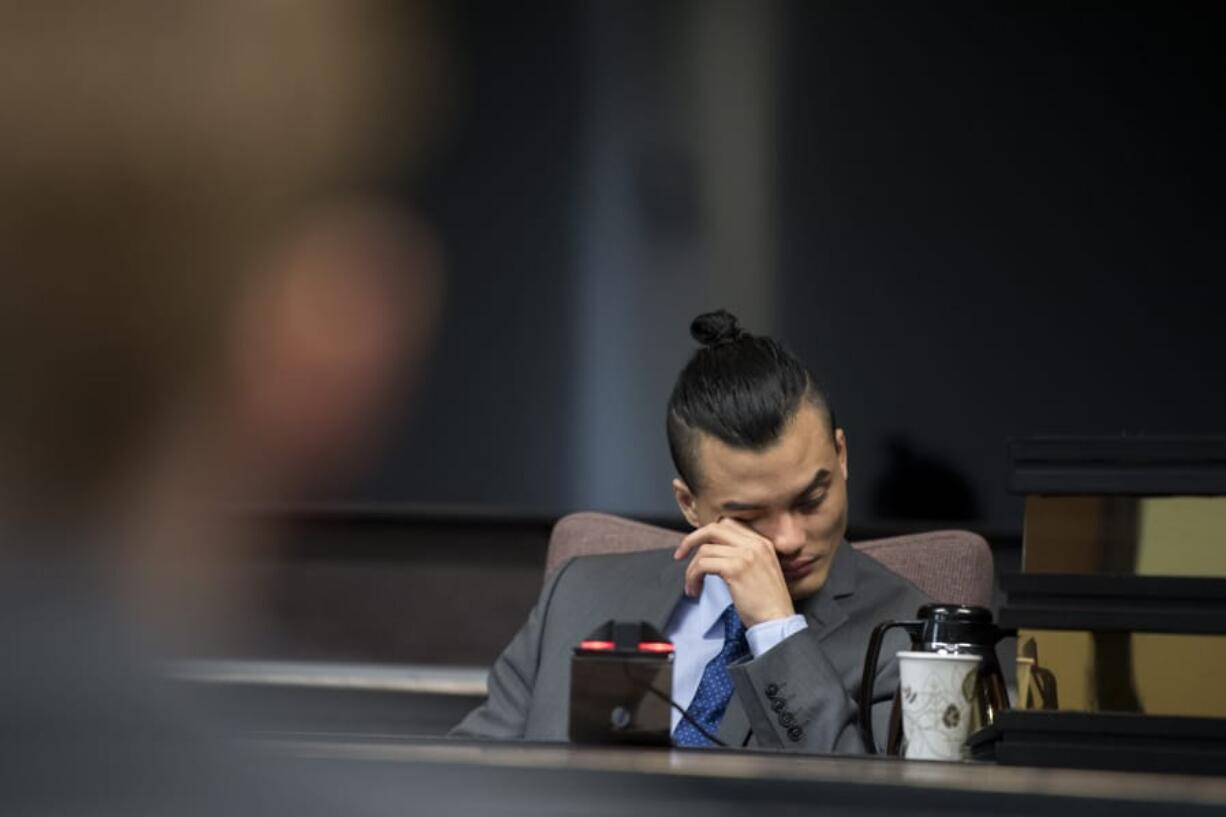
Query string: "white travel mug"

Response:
xmin=896 ymin=651 xmax=982 ymax=761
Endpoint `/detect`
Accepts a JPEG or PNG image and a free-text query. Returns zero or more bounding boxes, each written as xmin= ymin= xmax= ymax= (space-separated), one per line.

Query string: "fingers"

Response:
xmin=683 ymin=551 xmax=738 ymax=597
xmin=681 ymin=540 xmax=767 ymax=596
xmin=675 ymin=517 xmax=770 ymax=561
xmin=678 ymin=521 xmax=797 ymax=627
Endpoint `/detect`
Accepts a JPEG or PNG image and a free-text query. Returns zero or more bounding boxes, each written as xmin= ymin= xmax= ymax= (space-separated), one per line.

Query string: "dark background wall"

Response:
xmin=365 ymin=2 xmax=586 ymax=513
xmin=777 ymin=2 xmax=1226 ymax=535
xmin=354 ymin=1 xmax=1225 ymax=539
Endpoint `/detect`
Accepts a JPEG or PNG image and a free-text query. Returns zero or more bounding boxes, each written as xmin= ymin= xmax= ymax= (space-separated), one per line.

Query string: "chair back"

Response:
xmin=546 ymin=512 xmax=994 ymax=608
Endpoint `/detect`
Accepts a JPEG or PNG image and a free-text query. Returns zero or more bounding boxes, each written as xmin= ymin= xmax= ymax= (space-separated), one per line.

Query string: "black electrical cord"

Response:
xmin=621 ymin=661 xmax=727 ymax=748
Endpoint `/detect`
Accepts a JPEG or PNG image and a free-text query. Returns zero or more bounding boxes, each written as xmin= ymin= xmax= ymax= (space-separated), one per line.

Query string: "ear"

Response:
xmin=835 ymin=428 xmax=849 ymax=482
xmin=672 ymin=477 xmax=702 ymax=529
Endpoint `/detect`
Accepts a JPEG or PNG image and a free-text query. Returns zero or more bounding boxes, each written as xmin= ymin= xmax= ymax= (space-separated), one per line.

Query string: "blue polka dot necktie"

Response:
xmin=673 ymin=604 xmax=750 ymax=747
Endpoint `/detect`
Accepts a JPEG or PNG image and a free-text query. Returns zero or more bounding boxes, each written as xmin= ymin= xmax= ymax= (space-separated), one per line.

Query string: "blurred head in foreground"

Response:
xmin=0 ymin=1 xmax=443 ymax=636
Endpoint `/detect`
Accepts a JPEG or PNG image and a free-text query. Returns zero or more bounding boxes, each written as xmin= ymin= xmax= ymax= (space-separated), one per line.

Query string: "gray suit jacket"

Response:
xmin=452 ymin=541 xmax=930 ymax=752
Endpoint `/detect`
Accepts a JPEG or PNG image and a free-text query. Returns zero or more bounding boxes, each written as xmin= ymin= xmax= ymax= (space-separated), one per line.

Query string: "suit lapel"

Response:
xmin=800 ymin=540 xmax=857 ymax=641
xmin=613 ymin=548 xmax=688 ymax=632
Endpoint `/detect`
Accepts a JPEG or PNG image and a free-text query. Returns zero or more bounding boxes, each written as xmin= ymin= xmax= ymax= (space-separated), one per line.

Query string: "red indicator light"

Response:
xmin=637 ymin=642 xmax=675 ymax=653
xmin=579 ymin=640 xmax=616 ymax=651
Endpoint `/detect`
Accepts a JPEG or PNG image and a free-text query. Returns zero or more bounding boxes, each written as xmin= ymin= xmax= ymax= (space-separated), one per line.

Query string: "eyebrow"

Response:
xmin=720 ymin=468 xmax=832 ymax=512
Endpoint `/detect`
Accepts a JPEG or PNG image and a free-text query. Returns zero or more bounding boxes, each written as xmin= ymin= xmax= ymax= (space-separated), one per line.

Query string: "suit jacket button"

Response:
xmin=787 ymin=726 xmax=803 ymax=742
xmin=771 ymin=698 xmax=786 ymax=713
xmin=765 ymin=684 xmax=780 ymax=698
xmin=779 ymin=712 xmax=795 ymax=727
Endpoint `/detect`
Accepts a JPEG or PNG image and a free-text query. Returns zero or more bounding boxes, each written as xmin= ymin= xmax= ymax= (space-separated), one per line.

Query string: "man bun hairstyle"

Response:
xmin=667 ymin=309 xmax=835 ymax=491
xmin=689 ymin=309 xmax=747 ymax=347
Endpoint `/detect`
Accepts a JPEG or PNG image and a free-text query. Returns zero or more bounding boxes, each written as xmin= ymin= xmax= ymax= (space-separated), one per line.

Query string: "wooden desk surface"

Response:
xmin=256 ymin=735 xmax=1226 ymax=815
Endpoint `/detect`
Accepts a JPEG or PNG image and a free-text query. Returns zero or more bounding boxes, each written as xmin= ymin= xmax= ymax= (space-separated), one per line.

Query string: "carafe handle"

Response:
xmin=858 ymin=619 xmax=923 ymax=754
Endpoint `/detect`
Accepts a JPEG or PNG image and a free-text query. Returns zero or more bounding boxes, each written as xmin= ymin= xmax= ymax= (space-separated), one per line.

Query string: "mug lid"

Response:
xmin=896 ymin=650 xmax=983 ymax=662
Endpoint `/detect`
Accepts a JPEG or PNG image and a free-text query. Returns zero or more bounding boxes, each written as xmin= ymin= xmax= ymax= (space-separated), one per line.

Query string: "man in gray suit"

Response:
xmin=454 ymin=310 xmax=929 ymax=752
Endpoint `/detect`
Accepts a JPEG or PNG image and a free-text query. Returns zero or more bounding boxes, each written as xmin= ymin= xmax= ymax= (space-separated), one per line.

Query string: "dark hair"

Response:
xmin=666 ymin=310 xmax=835 ymax=490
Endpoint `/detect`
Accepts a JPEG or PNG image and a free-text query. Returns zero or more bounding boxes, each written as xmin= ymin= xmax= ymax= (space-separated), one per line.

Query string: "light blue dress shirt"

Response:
xmin=662 ymin=573 xmax=808 ymax=731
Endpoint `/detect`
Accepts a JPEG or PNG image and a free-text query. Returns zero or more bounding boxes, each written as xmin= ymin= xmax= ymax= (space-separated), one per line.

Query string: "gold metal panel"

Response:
xmin=1022 ymin=496 xmax=1226 ymax=578
xmin=1016 ymin=629 xmax=1226 ymax=718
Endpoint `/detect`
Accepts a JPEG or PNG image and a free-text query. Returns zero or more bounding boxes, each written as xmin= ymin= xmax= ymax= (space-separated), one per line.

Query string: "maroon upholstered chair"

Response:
xmin=546 ymin=512 xmax=994 ymax=608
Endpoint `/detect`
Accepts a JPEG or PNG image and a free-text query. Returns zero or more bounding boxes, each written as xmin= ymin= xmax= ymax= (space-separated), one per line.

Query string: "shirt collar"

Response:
xmin=692 ymin=573 xmax=734 ymax=638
